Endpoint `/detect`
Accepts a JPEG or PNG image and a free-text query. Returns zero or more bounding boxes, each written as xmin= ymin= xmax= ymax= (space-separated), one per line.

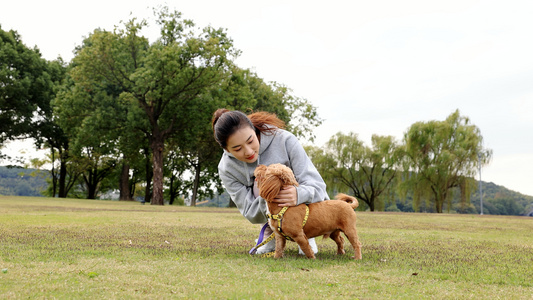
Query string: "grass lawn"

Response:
xmin=1 ymin=196 xmax=532 ymax=299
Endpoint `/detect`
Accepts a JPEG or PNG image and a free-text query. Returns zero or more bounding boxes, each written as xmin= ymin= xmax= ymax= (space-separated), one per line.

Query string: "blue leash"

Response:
xmin=249 ymin=223 xmax=271 ymax=255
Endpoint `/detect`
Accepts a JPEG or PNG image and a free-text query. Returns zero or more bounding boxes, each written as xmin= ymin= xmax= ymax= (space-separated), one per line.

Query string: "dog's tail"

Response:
xmin=334 ymin=193 xmax=359 ymax=209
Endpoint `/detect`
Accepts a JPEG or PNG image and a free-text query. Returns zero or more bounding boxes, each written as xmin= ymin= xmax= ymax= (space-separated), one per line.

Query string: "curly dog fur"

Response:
xmin=254 ymin=163 xmax=362 ymax=259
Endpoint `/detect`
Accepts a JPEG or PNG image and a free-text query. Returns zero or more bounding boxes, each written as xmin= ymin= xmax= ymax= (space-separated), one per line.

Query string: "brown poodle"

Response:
xmin=254 ymin=164 xmax=362 ymax=259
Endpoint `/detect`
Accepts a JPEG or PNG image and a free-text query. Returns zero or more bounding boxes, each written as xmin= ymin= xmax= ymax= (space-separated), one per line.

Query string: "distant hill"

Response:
xmin=472 ymin=181 xmax=533 ymax=216
xmin=0 ymin=166 xmax=48 ymax=197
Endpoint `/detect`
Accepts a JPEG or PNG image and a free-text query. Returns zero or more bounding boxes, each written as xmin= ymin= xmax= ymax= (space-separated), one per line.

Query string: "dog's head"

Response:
xmin=253 ymin=164 xmax=299 ymax=202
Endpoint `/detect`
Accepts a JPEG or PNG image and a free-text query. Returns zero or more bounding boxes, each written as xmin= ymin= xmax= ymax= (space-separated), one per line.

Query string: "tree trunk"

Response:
xmin=87 ymin=184 xmax=97 ymax=199
xmin=50 ymin=148 xmax=58 ymax=197
xmin=129 ymin=176 xmax=136 ymax=199
xmin=434 ymin=191 xmax=444 ymax=213
xmin=58 ymin=148 xmax=68 ymax=198
xmin=434 ymin=187 xmax=448 ymax=214
xmin=151 ymin=136 xmax=165 ymax=205
xmin=190 ymin=163 xmax=201 ymax=206
xmin=84 ymin=169 xmax=98 ymax=200
xmin=169 ymin=173 xmax=177 ymax=205
xmin=143 ymin=147 xmax=152 ymax=204
xmin=369 ymin=199 xmax=375 ymax=212
xmin=368 ymin=196 xmax=376 ymax=211
xmin=119 ymin=162 xmax=133 ymax=201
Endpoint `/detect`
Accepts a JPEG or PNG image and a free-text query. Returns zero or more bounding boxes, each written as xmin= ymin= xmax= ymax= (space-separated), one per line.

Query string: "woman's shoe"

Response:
xmin=298 ymin=237 xmax=318 ymax=255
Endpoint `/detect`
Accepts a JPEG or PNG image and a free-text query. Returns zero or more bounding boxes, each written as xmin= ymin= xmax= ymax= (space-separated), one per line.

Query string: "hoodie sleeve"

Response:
xmin=218 ymin=161 xmax=268 ymax=224
xmin=285 ymin=133 xmax=330 ymax=204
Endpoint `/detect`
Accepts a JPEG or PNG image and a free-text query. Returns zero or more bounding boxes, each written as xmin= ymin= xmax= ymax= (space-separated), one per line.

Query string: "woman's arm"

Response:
xmin=285 ymin=134 xmax=329 ymax=205
xmin=219 ymin=166 xmax=269 ymax=224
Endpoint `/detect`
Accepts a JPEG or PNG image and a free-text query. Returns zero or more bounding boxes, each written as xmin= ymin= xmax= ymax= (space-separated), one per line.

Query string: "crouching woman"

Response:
xmin=212 ymin=109 xmax=329 ymax=256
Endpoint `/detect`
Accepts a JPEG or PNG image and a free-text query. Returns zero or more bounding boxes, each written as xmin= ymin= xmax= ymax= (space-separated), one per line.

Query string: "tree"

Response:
xmin=0 ymin=26 xmax=57 ymax=155
xmin=307 ymin=132 xmax=401 ymax=211
xmin=68 ymin=8 xmax=238 ymax=205
xmin=170 ymin=106 xmax=224 ymax=206
xmin=270 ymin=83 xmax=323 ymax=143
xmin=53 ymin=68 xmax=122 ymax=199
xmin=188 ymin=66 xmax=322 ymax=206
xmin=50 ymin=8 xmax=322 ymax=205
xmin=163 ymin=149 xmax=189 ymax=205
xmin=78 ymin=148 xmax=116 ymax=199
xmin=402 ymin=109 xmax=492 ymax=213
xmin=29 ymin=59 xmax=70 ymax=197
xmin=1 ymin=27 xmax=70 ymax=194
xmin=222 ymin=67 xmax=323 ymax=141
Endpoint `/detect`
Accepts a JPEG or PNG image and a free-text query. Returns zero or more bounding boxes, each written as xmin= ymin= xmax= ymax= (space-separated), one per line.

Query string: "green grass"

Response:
xmin=1 ymin=196 xmax=532 ymax=299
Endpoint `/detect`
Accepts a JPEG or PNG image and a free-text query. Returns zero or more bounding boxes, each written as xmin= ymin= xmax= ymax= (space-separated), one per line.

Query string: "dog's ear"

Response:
xmin=257 ymin=172 xmax=284 ymax=201
xmin=269 ymin=164 xmax=299 ymax=186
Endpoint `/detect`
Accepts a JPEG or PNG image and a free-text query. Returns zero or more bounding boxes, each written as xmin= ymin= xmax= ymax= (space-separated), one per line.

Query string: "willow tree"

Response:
xmin=307 ymin=132 xmax=401 ymax=211
xmin=402 ymin=109 xmax=492 ymax=213
xmin=67 ymin=7 xmax=238 ymax=205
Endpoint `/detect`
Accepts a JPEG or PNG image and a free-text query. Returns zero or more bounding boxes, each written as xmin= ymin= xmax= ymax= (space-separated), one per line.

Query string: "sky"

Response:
xmin=1 ymin=0 xmax=532 ymax=197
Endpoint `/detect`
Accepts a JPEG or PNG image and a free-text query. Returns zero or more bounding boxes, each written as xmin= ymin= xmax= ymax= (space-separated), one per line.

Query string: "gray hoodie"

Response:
xmin=218 ymin=128 xmax=329 ymax=224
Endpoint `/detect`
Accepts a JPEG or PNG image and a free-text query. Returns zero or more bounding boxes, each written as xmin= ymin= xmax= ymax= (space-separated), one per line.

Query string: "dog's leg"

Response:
xmin=343 ymin=225 xmax=362 ymax=260
xmin=330 ymin=230 xmax=345 ymax=255
xmin=293 ymin=234 xmax=315 ymax=259
xmin=274 ymin=233 xmax=286 ymax=259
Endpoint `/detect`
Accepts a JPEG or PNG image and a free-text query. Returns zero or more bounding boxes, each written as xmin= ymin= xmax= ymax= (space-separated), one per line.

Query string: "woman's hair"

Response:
xmin=212 ymin=108 xmax=286 ymax=149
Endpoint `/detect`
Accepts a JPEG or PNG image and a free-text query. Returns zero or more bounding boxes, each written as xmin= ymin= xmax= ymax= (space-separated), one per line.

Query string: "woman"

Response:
xmin=212 ymin=108 xmax=329 ymax=255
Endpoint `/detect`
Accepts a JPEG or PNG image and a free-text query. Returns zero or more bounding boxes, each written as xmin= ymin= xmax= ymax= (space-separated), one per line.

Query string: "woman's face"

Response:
xmin=226 ymin=126 xmax=260 ymax=163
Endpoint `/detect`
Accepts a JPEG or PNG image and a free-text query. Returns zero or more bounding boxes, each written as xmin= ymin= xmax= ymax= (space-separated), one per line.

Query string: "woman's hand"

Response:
xmin=274 ymin=185 xmax=298 ymax=207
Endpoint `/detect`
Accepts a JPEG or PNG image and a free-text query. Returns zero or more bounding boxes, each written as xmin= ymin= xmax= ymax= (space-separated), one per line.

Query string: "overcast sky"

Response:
xmin=2 ymin=0 xmax=532 ymax=196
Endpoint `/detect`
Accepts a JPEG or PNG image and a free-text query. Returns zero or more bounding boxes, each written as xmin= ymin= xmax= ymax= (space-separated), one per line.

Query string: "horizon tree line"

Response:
xmin=0 ymin=8 xmax=491 ymax=212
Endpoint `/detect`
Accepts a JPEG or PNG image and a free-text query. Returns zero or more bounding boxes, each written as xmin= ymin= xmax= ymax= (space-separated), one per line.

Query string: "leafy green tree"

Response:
xmin=1 ymin=26 xmax=70 ymax=195
xmin=163 ymin=149 xmax=189 ymax=205
xmin=269 ymin=83 xmax=322 ymax=142
xmin=184 ymin=66 xmax=322 ymax=206
xmin=68 ymin=8 xmax=238 ymax=205
xmin=221 ymin=67 xmax=323 ymax=141
xmin=51 ymin=8 xmax=322 ymax=205
xmin=53 ymin=70 xmax=121 ymax=199
xmin=307 ymin=132 xmax=401 ymax=211
xmin=30 ymin=60 xmax=70 ymax=197
xmin=0 ymin=26 xmax=57 ymax=155
xmin=78 ymin=148 xmax=116 ymax=199
xmin=168 ymin=103 xmax=224 ymax=206
xmin=402 ymin=109 xmax=492 ymax=213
